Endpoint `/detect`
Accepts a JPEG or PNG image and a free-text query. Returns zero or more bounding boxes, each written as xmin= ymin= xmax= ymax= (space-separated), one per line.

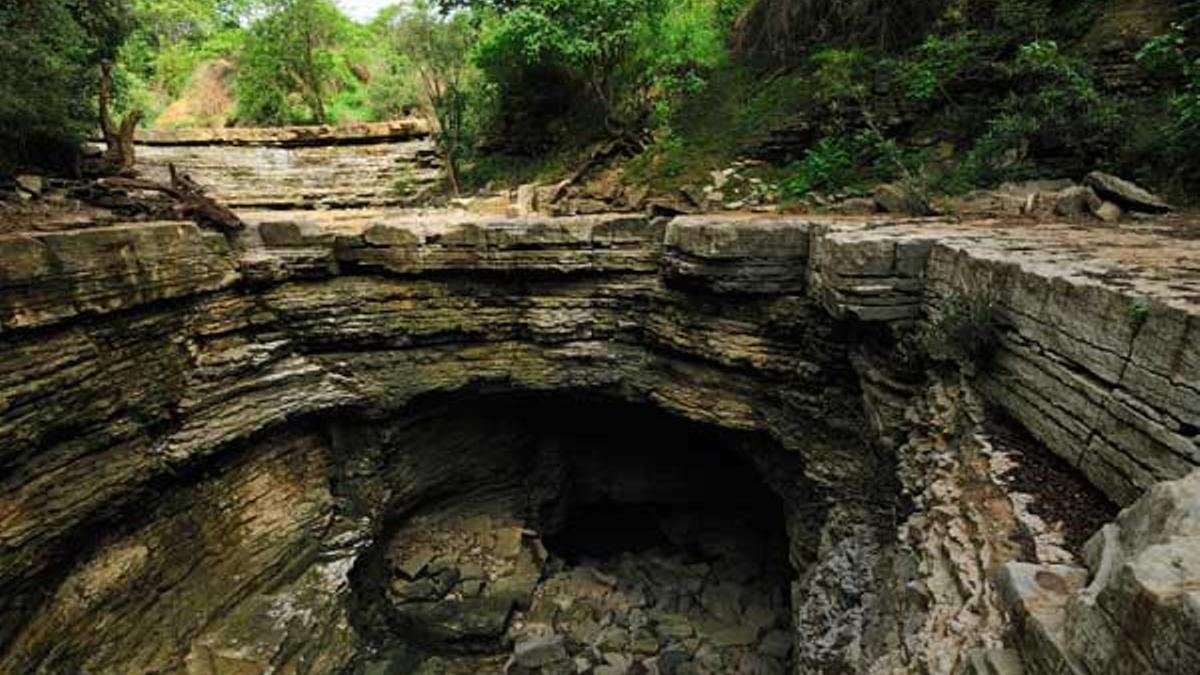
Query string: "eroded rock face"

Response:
xmin=999 ymin=469 xmax=1200 ymax=675
xmin=1 ymin=213 xmax=1198 ymax=674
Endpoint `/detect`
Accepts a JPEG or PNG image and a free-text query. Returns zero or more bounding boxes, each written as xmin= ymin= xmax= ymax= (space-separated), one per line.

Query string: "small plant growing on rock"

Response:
xmin=922 ymin=290 xmax=1000 ymax=371
xmin=1127 ymin=297 xmax=1152 ymax=332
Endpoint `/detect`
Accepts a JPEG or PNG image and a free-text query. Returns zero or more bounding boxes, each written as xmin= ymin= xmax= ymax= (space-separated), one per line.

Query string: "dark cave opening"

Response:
xmin=348 ymin=393 xmax=800 ymax=675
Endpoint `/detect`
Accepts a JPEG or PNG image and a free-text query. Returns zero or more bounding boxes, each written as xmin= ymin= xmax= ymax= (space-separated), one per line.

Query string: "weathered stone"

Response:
xmin=0 ymin=211 xmax=1198 ymax=675
xmin=653 ymin=614 xmax=695 ymax=640
xmin=515 ymin=184 xmax=539 ymax=216
xmin=757 ymin=630 xmax=792 ymax=660
xmin=1084 ymin=171 xmax=1171 ymax=213
xmin=828 ymin=196 xmax=879 ymax=214
xmin=1091 ymin=200 xmax=1123 ymax=223
xmin=15 ymin=175 xmax=44 ymax=196
xmin=513 ymin=635 xmax=569 ymax=668
xmin=997 ymin=470 xmax=1200 ymax=675
xmin=873 ymin=182 xmax=931 ymax=216
xmin=396 ymin=548 xmax=438 ymax=580
xmin=1052 ymin=186 xmax=1102 ymax=216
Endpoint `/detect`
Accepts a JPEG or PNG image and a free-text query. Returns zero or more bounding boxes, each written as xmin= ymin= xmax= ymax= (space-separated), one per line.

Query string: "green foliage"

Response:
xmin=0 ymin=0 xmax=133 ymax=171
xmin=1136 ymin=16 xmax=1200 ymax=192
xmin=387 ymin=1 xmax=486 ymax=193
xmin=923 ymin=291 xmax=1000 ymax=370
xmin=777 ymin=127 xmax=932 ymax=201
xmin=645 ymin=0 xmax=733 ymax=115
xmin=807 ymin=47 xmax=870 ymax=103
xmin=235 ymin=0 xmax=352 ymax=125
xmin=125 ymin=0 xmax=249 ymax=95
xmin=468 ymin=0 xmax=737 ymax=152
xmin=960 ymin=40 xmax=1121 ymax=184
xmin=473 ymin=0 xmax=670 ymax=133
xmin=780 ymin=137 xmax=858 ymax=199
xmin=1127 ymin=297 xmax=1152 ymax=331
xmin=896 ymin=33 xmax=983 ymax=102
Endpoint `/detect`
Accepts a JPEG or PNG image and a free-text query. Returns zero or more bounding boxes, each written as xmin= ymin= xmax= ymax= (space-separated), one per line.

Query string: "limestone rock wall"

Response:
xmin=809 ymin=222 xmax=1200 ymax=507
xmin=1 ymin=213 xmax=1198 ymax=674
xmin=998 ymin=469 xmax=1200 ymax=675
xmin=136 ymin=138 xmax=441 ymax=209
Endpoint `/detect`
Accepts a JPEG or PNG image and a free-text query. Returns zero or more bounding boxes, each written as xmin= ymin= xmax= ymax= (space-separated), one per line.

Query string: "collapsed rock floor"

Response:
xmin=381 ymin=506 xmax=794 ymax=675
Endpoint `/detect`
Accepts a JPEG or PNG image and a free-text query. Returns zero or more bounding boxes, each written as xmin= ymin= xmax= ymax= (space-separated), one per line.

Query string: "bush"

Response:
xmin=1136 ymin=17 xmax=1200 ymax=193
xmin=960 ymin=40 xmax=1122 ymax=183
xmin=235 ymin=0 xmax=353 ymax=125
xmin=469 ymin=0 xmax=738 ymax=151
xmin=0 ymin=1 xmax=132 ymax=172
xmin=922 ymin=291 xmax=999 ymax=370
xmin=895 ymin=32 xmax=987 ymax=102
xmin=473 ymin=0 xmax=670 ymax=134
xmin=780 ymin=137 xmax=859 ymax=199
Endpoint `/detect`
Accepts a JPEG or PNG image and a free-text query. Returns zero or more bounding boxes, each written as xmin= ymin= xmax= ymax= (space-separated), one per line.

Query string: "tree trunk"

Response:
xmin=444 ymin=149 xmax=462 ymax=197
xmin=99 ymin=62 xmax=143 ymax=175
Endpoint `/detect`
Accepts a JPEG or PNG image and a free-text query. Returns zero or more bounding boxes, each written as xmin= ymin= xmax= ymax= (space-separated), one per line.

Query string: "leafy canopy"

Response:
xmin=235 ymin=0 xmax=352 ymax=124
xmin=0 ymin=0 xmax=134 ymax=170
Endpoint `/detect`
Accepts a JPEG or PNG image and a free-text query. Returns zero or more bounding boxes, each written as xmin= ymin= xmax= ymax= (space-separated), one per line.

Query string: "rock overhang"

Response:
xmin=3 ymin=211 xmax=1200 ymax=673
xmin=3 ymin=213 xmax=1198 ymax=504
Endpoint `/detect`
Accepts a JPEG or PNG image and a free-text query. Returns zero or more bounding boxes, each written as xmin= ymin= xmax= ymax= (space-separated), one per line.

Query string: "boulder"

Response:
xmin=15 ymin=175 xmax=44 ymax=196
xmin=1052 ymin=186 xmax=1102 ymax=217
xmin=1084 ymin=171 xmax=1170 ymax=213
xmin=1091 ymin=200 xmax=1123 ymax=223
xmin=711 ymin=169 xmax=732 ymax=190
xmin=873 ymin=182 xmax=931 ymax=216
xmin=512 ymin=634 xmax=569 ymax=669
xmin=1000 ymin=470 xmax=1200 ymax=675
xmin=828 ymin=196 xmax=880 ymax=214
xmin=679 ymin=185 xmax=706 ymax=209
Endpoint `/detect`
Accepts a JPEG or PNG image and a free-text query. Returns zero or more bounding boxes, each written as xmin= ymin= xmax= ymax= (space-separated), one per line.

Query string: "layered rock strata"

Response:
xmin=133 ymin=121 xmax=440 ymax=209
xmin=1 ymin=212 xmax=1198 ymax=674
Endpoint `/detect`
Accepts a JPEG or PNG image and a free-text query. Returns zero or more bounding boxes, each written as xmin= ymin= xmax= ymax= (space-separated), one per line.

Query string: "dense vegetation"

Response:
xmin=1 ymin=0 xmax=1196 ymax=201
xmin=0 ymin=1 xmax=132 ymax=171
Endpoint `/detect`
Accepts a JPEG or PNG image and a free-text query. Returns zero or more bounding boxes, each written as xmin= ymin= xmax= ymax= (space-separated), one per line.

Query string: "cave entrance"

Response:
xmin=355 ymin=394 xmax=798 ymax=675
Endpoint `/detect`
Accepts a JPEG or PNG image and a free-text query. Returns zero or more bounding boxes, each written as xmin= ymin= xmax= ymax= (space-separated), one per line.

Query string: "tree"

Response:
xmin=98 ymin=61 xmax=144 ymax=173
xmin=123 ymin=0 xmax=253 ymax=97
xmin=235 ymin=0 xmax=349 ymax=124
xmin=473 ymin=0 xmax=670 ymax=134
xmin=386 ymin=1 xmax=481 ymax=195
xmin=0 ymin=0 xmax=134 ymax=173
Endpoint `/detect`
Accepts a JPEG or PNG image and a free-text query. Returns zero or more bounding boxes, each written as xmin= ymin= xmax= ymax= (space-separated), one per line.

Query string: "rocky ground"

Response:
xmin=391 ymin=507 xmax=793 ymax=675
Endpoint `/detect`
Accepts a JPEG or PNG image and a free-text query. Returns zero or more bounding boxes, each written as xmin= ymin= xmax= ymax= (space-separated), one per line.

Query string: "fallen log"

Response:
xmin=101 ymin=163 xmax=243 ymax=235
xmin=548 ymin=133 xmax=648 ymax=204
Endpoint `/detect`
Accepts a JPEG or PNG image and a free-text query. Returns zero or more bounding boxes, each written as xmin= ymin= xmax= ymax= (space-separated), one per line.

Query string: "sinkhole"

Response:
xmin=347 ymin=394 xmax=802 ymax=675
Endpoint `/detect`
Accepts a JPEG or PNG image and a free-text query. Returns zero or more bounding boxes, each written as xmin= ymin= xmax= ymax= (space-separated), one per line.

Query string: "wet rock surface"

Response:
xmin=136 ymin=138 xmax=442 ymax=209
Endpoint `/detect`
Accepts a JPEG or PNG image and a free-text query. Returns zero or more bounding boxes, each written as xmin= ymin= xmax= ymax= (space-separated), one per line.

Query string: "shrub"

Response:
xmin=0 ymin=1 xmax=132 ymax=171
xmin=473 ymin=0 xmax=671 ymax=135
xmin=1136 ymin=18 xmax=1200 ymax=194
xmin=780 ymin=137 xmax=859 ymax=199
xmin=1127 ymin=297 xmax=1152 ymax=332
xmin=922 ymin=291 xmax=1000 ymax=370
xmin=235 ymin=0 xmax=352 ymax=125
xmin=960 ymin=40 xmax=1122 ymax=183
xmin=896 ymin=32 xmax=986 ymax=102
